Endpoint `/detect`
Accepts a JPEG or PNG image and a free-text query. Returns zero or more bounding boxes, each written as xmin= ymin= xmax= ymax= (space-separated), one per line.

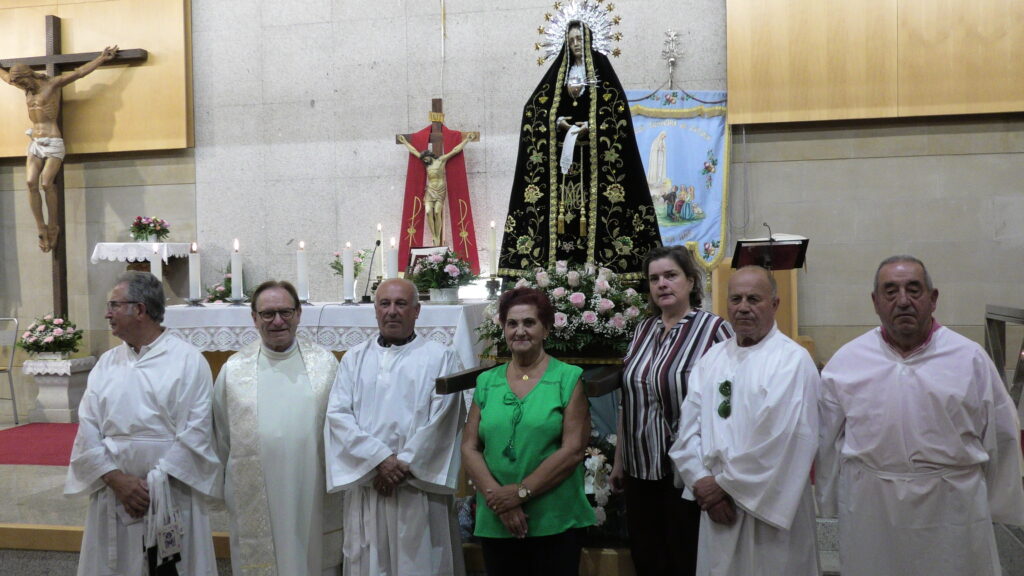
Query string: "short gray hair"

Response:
xmin=115 ymin=271 xmax=165 ymax=323
xmin=873 ymin=255 xmax=933 ymax=292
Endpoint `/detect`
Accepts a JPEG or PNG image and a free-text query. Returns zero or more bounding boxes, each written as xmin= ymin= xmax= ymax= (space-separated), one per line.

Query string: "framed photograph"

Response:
xmin=407 ymin=246 xmax=448 ymax=274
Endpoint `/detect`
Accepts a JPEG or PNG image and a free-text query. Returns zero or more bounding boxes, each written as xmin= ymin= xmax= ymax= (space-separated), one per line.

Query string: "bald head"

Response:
xmin=727 ymin=266 xmax=780 ymax=347
xmin=375 ymin=278 xmax=421 ymax=344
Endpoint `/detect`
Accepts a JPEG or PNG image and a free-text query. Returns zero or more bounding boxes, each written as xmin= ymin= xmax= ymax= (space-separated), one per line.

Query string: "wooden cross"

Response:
xmin=395 ymin=98 xmax=479 ymax=157
xmin=0 ymin=15 xmax=147 ymax=315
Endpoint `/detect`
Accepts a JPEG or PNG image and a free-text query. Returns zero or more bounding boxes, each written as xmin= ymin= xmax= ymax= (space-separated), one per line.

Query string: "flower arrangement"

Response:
xmin=205 ymin=268 xmax=245 ymax=302
xmin=583 ymin=431 xmax=627 ymax=545
xmin=129 ymin=216 xmax=171 ymax=241
xmin=410 ymin=249 xmax=476 ymax=290
xmin=18 ymin=314 xmax=83 ymax=355
xmin=329 ymin=248 xmax=371 ymax=278
xmin=477 ymin=261 xmax=646 ymax=357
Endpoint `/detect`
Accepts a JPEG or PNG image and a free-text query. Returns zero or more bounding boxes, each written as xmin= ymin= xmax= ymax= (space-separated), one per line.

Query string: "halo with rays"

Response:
xmin=533 ymin=0 xmax=623 ymax=65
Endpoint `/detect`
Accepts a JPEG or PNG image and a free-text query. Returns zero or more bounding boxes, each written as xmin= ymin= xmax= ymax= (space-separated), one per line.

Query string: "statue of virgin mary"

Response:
xmin=497 ymin=1 xmax=661 ymax=280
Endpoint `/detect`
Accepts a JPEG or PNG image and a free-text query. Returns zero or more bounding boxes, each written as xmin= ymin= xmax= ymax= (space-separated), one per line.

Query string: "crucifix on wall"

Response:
xmin=395 ymin=98 xmax=481 ymax=274
xmin=0 ymin=15 xmax=147 ymax=314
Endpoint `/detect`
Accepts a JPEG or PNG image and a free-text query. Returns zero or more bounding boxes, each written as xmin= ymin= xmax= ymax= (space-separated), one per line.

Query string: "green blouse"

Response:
xmin=473 ymin=357 xmax=595 ymax=538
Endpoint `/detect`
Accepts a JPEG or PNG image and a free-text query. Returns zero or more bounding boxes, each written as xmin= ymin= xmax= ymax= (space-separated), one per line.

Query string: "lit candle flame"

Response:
xmin=299 ymin=240 xmax=305 ymax=250
xmin=191 ymin=242 xmax=198 ymax=253
xmin=233 ymin=238 xmax=240 ymax=252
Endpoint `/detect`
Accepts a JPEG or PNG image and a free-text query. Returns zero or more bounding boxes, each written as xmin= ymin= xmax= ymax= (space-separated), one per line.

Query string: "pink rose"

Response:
xmin=444 ymin=264 xmax=461 ymax=277
xmin=569 ymin=292 xmax=586 ymax=309
xmin=555 ymin=260 xmax=569 ymax=275
xmin=67 ymin=327 xmax=76 ymax=334
xmin=224 ymin=273 xmax=233 ymax=279
xmin=535 ymin=271 xmax=550 ymax=288
xmin=22 ymin=331 xmax=31 ymax=339
xmin=43 ymin=314 xmax=53 ymax=321
xmin=597 ymin=267 xmax=613 ymax=281
xmin=624 ymin=288 xmax=638 ymax=297
xmin=214 ymin=284 xmax=224 ymax=291
xmin=43 ymin=336 xmax=54 ymax=343
xmin=515 ymin=278 xmax=530 ymax=289
xmin=597 ymin=298 xmax=615 ymax=313
xmin=35 ymin=325 xmax=45 ymax=332
xmin=26 ymin=336 xmax=36 ymax=343
xmin=595 ymin=279 xmax=610 ymax=294
xmin=610 ymin=314 xmax=626 ymax=329
xmin=625 ymin=306 xmax=640 ymax=318
xmin=333 ymin=252 xmax=341 ymax=257
xmin=567 ymin=271 xmax=580 ymax=287
xmin=354 ymin=256 xmax=363 ymax=263
xmin=581 ymin=311 xmax=598 ymax=324
xmin=53 ymin=318 xmax=64 ymax=325
xmin=53 ymin=328 xmax=64 ymax=336
xmin=551 ymin=287 xmax=567 ymax=299
xmin=413 ymin=264 xmax=423 ymax=274
xmin=554 ymin=312 xmax=568 ymax=328
xmin=428 ymin=253 xmax=444 ymax=263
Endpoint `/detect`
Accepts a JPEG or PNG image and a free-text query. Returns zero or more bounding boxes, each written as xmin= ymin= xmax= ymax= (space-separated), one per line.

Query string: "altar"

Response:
xmin=163 ymin=300 xmax=490 ymax=370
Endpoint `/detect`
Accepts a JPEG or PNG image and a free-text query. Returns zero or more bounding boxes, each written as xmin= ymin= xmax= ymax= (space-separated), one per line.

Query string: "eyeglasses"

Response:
xmin=717 ymin=380 xmax=732 ymax=419
xmin=256 ymin=308 xmax=296 ymax=321
xmin=502 ymin=392 xmax=524 ymax=462
xmin=106 ymin=300 xmax=139 ymax=311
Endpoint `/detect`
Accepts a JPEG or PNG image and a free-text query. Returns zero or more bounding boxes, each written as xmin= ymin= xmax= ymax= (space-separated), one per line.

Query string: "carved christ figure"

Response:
xmin=1 ymin=45 xmax=118 ymax=252
xmin=397 ymin=132 xmax=472 ymax=246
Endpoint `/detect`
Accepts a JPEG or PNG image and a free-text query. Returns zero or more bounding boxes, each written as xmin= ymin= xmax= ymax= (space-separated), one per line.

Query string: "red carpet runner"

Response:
xmin=0 ymin=423 xmax=78 ymax=466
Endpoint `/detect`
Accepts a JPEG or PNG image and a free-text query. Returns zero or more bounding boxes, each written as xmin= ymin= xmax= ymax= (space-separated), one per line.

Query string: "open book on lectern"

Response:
xmin=731 ymin=233 xmax=808 ymax=271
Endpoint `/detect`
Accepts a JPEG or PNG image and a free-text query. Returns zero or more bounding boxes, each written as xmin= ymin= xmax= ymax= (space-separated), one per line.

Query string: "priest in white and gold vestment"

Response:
xmin=213 ymin=280 xmax=344 ymax=576
xmin=67 ymin=272 xmax=222 ymax=576
xmin=325 ymin=278 xmax=467 ymax=576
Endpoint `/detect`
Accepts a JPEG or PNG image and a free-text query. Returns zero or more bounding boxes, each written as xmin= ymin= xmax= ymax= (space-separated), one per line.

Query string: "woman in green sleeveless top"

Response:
xmin=462 ymin=287 xmax=595 ymax=575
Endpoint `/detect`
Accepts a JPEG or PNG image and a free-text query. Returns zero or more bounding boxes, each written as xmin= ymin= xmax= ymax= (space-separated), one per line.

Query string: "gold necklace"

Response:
xmin=511 ymin=354 xmax=545 ymax=382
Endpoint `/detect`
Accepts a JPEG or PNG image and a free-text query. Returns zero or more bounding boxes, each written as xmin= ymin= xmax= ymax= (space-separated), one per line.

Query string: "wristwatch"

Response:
xmin=517 ymin=483 xmax=532 ymax=501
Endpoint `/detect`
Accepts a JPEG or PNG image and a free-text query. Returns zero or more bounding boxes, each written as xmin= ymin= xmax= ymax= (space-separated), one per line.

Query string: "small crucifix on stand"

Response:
xmin=0 ymin=15 xmax=147 ymax=315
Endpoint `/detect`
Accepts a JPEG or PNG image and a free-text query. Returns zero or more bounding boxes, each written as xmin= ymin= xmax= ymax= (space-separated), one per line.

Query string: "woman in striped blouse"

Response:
xmin=611 ymin=245 xmax=733 ymax=576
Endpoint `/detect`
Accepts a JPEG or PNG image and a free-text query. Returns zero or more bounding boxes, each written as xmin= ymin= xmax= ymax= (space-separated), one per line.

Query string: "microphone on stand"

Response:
xmin=361 ymin=239 xmax=382 ymax=303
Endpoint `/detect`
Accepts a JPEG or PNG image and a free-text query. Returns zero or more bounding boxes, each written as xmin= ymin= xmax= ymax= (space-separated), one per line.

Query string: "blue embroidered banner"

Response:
xmin=628 ymin=90 xmax=729 ymax=271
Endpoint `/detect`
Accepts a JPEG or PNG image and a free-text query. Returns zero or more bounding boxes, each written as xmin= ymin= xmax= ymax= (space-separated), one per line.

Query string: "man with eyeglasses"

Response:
xmin=325 ymin=278 xmax=467 ymax=576
xmin=212 ymin=280 xmax=343 ymax=576
xmin=66 ymin=271 xmax=222 ymax=575
xmin=669 ymin=265 xmax=820 ymax=576
xmin=816 ymin=256 xmax=1024 ymax=576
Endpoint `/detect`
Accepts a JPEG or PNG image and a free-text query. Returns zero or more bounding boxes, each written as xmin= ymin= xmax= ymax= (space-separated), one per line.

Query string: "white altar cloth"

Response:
xmin=90 ymin=242 xmax=193 ymax=264
xmin=163 ymin=301 xmax=489 ymax=369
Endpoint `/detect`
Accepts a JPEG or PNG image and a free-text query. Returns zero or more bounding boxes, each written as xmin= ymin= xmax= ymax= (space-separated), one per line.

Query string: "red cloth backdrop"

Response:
xmin=398 ymin=125 xmax=480 ymax=274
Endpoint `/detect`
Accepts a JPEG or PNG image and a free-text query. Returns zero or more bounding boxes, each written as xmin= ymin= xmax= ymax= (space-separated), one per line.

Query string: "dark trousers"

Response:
xmin=480 ymin=529 xmax=582 ymax=576
xmin=625 ymin=475 xmax=700 ymax=576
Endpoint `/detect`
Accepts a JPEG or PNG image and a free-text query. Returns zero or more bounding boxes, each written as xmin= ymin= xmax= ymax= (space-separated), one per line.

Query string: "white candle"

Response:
xmin=231 ymin=238 xmax=243 ymax=300
xmin=387 ymin=237 xmax=399 ymax=279
xmin=150 ymin=244 xmax=163 ymax=283
xmin=377 ymin=223 xmax=385 ymax=277
xmin=489 ymin=220 xmax=498 ymax=276
xmin=343 ymin=242 xmax=355 ymax=301
xmin=296 ymin=241 xmax=309 ymax=302
xmin=188 ymin=242 xmax=201 ymax=300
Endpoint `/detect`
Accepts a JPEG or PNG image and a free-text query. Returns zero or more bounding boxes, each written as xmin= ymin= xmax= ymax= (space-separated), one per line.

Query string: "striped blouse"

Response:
xmin=620 ymin=308 xmax=733 ymax=480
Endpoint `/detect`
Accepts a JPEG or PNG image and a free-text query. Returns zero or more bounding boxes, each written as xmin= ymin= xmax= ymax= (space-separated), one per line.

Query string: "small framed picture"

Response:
xmin=407 ymin=246 xmax=448 ymax=274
